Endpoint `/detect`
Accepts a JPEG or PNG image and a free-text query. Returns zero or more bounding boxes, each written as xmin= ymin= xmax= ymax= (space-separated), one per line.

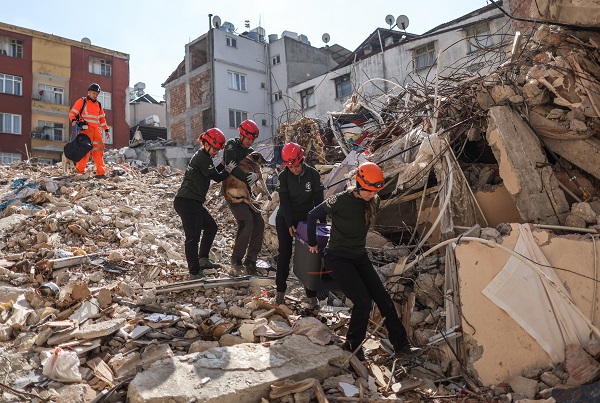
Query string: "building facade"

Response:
xmin=288 ymin=2 xmax=513 ymax=123
xmin=0 ymin=22 xmax=130 ymax=164
xmin=163 ymin=25 xmax=337 ymax=147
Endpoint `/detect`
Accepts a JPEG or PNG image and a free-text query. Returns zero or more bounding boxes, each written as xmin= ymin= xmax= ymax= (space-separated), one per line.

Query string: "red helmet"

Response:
xmin=202 ymin=128 xmax=226 ymax=150
xmin=281 ymin=142 xmax=304 ymax=167
xmin=239 ymin=119 xmax=259 ymax=139
xmin=356 ymin=162 xmax=385 ymax=191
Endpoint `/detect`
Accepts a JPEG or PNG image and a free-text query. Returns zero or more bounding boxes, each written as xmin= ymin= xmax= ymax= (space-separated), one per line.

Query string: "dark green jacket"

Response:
xmin=276 ymin=165 xmax=324 ymax=227
xmin=176 ymin=149 xmax=220 ymax=203
xmin=307 ymin=190 xmax=379 ymax=256
xmin=223 ymin=138 xmax=253 ymax=183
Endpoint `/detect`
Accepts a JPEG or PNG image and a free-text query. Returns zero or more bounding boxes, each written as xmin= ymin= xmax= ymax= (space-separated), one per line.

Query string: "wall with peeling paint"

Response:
xmin=456 ymin=224 xmax=600 ymax=385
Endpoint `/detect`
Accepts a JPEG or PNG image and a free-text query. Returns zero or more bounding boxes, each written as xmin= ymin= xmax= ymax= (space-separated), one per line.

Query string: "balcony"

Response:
xmin=31 ymin=99 xmax=70 ymax=115
xmin=31 ymin=132 xmax=67 ymax=152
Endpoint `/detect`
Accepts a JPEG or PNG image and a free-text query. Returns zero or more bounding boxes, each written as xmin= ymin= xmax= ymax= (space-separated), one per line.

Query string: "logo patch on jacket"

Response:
xmin=305 ymin=182 xmax=312 ymax=192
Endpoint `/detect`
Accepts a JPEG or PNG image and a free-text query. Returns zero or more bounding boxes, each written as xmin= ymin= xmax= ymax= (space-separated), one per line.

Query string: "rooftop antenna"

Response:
xmin=396 ymin=15 xmax=410 ymax=31
xmin=212 ymin=15 xmax=221 ymax=29
xmin=385 ymin=14 xmax=395 ymax=29
xmin=322 ymin=33 xmax=330 ymax=48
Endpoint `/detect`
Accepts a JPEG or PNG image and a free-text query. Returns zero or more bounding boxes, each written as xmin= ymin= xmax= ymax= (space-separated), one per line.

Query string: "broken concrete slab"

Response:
xmin=127 ymin=334 xmax=346 ymax=403
xmin=543 ymin=137 xmax=600 ymax=180
xmin=486 ymin=106 xmax=569 ymax=224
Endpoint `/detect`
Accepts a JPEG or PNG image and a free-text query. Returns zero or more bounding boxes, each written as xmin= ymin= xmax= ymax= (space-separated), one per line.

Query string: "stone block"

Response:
xmin=128 ymin=334 xmax=345 ymax=403
xmin=508 ymin=375 xmax=538 ymax=399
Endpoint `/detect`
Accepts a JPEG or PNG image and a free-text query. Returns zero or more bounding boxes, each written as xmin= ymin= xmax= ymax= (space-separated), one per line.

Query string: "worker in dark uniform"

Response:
xmin=275 ymin=142 xmax=324 ymax=307
xmin=174 ymin=128 xmax=236 ymax=278
xmin=306 ymin=162 xmax=419 ymax=360
xmin=223 ymin=119 xmax=265 ymax=274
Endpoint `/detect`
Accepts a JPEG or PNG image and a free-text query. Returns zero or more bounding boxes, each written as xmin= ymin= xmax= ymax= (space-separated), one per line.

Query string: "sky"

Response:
xmin=3 ymin=0 xmax=489 ymax=99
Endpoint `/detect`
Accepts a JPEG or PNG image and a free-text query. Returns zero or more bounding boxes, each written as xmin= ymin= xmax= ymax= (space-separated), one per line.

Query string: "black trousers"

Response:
xmin=275 ymin=215 xmax=316 ymax=297
xmin=228 ymin=202 xmax=265 ymax=263
xmin=174 ymin=197 xmax=218 ymax=274
xmin=325 ymin=253 xmax=409 ymax=351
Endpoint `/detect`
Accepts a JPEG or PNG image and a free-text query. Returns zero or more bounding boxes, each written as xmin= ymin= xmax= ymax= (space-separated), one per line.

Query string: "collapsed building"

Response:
xmin=1 ymin=0 xmax=600 ymax=402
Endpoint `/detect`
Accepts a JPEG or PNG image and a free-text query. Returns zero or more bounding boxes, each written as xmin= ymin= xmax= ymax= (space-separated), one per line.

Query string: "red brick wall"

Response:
xmin=190 ymin=71 xmax=210 ymax=109
xmin=170 ymin=120 xmax=186 ymax=144
xmin=0 ymin=28 xmax=32 ymax=160
xmin=191 ymin=113 xmax=203 ymax=138
xmin=508 ymin=0 xmax=536 ymax=33
xmin=169 ymin=83 xmax=186 ymax=116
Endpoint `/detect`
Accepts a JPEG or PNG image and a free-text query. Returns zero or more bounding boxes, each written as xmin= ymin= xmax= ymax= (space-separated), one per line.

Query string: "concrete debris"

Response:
xmin=2 ymin=14 xmax=600 ymax=403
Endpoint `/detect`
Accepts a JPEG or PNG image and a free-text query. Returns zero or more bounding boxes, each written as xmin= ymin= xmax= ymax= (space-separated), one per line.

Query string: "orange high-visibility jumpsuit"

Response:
xmin=69 ymin=97 xmax=109 ymax=176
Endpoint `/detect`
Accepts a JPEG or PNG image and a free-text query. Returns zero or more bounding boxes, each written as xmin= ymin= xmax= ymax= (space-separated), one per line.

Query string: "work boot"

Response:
xmin=395 ymin=342 xmax=422 ymax=358
xmin=341 ymin=341 xmax=365 ymax=361
xmin=230 ymin=258 xmax=245 ymax=275
xmin=306 ymin=297 xmax=319 ymax=310
xmin=199 ymin=257 xmax=221 ymax=269
xmin=189 ymin=270 xmax=206 ymax=280
xmin=275 ymin=292 xmax=285 ymax=305
xmin=95 ymin=174 xmax=107 ymax=179
xmin=243 ymin=258 xmax=258 ymax=275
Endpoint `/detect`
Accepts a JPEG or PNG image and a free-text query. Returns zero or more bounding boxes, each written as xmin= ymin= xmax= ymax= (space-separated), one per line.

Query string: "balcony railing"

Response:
xmin=31 ymin=132 xmax=66 ymax=142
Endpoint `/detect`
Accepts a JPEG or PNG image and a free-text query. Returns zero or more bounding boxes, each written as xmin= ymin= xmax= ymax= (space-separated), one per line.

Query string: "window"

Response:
xmin=228 ymin=71 xmax=246 ymax=92
xmin=273 ymin=91 xmax=283 ymax=102
xmin=0 ymin=73 xmax=22 ymax=95
xmin=272 ymin=55 xmax=281 ymax=65
xmin=335 ymin=74 xmax=352 ymax=98
xmin=98 ymin=92 xmax=112 ymax=110
xmin=38 ymin=84 xmax=64 ymax=105
xmin=262 ymin=119 xmax=267 ymax=126
xmin=300 ymin=87 xmax=315 ymax=109
xmin=229 ymin=109 xmax=248 ymax=128
xmin=226 ymin=37 xmax=237 ymax=48
xmin=466 ymin=23 xmax=492 ymax=53
xmin=414 ymin=42 xmax=436 ymax=70
xmin=0 ymin=36 xmax=23 ymax=58
xmin=38 ymin=121 xmax=65 ymax=142
xmin=0 ymin=152 xmax=21 ymax=164
xmin=260 ymin=82 xmax=266 ymax=89
xmin=0 ymin=112 xmax=21 ymax=134
xmin=89 ymin=56 xmax=112 ymax=76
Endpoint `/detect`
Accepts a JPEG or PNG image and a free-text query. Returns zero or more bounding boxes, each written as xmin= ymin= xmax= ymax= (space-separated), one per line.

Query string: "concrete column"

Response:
xmin=486 ymin=106 xmax=569 ymax=225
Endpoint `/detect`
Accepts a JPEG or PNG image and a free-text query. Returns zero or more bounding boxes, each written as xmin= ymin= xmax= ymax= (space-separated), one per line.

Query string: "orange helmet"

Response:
xmin=201 ymin=128 xmax=226 ymax=150
xmin=281 ymin=142 xmax=304 ymax=167
xmin=239 ymin=119 xmax=259 ymax=139
xmin=356 ymin=162 xmax=385 ymax=191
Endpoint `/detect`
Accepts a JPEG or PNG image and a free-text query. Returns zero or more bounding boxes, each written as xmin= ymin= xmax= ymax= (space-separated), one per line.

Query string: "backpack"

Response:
xmin=63 ymin=133 xmax=93 ymax=162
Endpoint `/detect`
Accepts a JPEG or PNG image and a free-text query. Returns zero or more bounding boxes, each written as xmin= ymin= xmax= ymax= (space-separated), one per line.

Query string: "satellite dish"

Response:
xmin=81 ymin=37 xmax=91 ymax=45
xmin=396 ymin=15 xmax=410 ymax=31
xmin=212 ymin=15 xmax=221 ymax=29
xmin=385 ymin=14 xmax=395 ymax=27
xmin=322 ymin=33 xmax=330 ymax=44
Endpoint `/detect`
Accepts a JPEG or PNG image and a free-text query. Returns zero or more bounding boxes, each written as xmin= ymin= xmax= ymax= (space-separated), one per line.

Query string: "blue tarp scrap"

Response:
xmin=0 ymin=199 xmax=40 ymax=213
xmin=0 ymin=198 xmax=16 ymax=212
xmin=10 ymin=177 xmax=29 ymax=189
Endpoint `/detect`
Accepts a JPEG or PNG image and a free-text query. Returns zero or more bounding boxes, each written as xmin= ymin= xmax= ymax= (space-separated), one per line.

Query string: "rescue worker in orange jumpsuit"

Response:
xmin=69 ymin=83 xmax=110 ymax=178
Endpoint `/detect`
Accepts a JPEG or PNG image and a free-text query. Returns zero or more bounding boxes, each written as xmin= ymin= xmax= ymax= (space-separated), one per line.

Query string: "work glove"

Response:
xmin=246 ymin=172 xmax=259 ymax=185
xmin=224 ymin=160 xmax=237 ymax=173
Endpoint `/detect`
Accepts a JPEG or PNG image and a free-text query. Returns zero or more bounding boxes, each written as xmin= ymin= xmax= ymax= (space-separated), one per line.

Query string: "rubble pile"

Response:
xmin=1 ymin=160 xmax=510 ymax=403
xmin=1 ymin=19 xmax=599 ymax=403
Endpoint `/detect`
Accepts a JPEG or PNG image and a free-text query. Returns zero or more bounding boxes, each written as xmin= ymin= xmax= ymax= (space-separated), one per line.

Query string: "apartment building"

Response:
xmin=163 ymin=23 xmax=338 ymax=146
xmin=0 ymin=22 xmax=129 ymax=163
